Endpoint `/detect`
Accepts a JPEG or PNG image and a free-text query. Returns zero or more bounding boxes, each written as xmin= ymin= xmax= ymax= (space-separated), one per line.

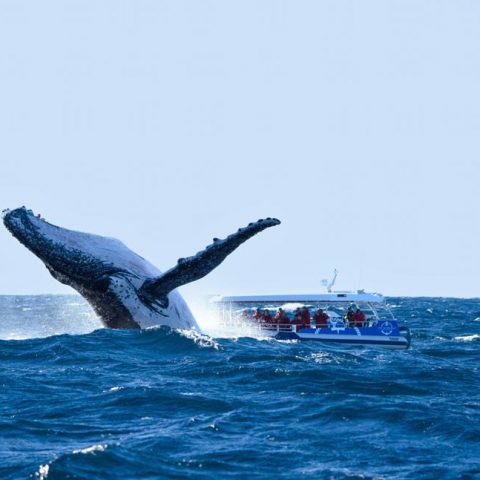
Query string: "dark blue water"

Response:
xmin=0 ymin=296 xmax=479 ymax=479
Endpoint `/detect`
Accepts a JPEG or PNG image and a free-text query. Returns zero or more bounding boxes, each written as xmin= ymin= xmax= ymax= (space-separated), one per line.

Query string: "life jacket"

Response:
xmin=263 ymin=313 xmax=273 ymax=323
xmin=291 ymin=319 xmax=305 ymax=332
xmin=293 ymin=313 xmax=308 ymax=330
xmin=352 ymin=311 xmax=365 ymax=326
xmin=315 ymin=312 xmax=329 ymax=327
xmin=301 ymin=309 xmax=311 ymax=324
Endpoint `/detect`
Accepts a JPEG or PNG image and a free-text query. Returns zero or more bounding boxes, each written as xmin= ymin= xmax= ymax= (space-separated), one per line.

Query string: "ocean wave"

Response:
xmin=1 ymin=296 xmax=479 ymax=480
xmin=72 ymin=444 xmax=108 ymax=455
xmin=176 ymin=328 xmax=221 ymax=350
xmin=454 ymin=334 xmax=480 ymax=342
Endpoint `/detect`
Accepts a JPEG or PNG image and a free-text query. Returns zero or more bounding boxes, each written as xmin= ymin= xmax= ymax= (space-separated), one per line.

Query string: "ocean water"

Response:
xmin=0 ymin=296 xmax=479 ymax=480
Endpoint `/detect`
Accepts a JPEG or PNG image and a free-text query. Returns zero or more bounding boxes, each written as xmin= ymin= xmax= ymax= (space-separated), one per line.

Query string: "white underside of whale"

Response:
xmin=108 ymin=274 xmax=198 ymax=330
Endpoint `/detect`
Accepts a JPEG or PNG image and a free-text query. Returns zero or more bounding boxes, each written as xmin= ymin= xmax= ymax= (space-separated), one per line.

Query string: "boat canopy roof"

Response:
xmin=209 ymin=291 xmax=385 ymax=305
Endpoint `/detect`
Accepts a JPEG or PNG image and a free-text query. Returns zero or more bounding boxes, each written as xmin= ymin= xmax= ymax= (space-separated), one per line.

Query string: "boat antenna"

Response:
xmin=321 ymin=269 xmax=338 ymax=292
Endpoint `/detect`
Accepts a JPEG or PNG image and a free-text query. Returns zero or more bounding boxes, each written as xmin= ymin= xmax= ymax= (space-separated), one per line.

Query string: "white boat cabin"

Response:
xmin=209 ymin=290 xmax=396 ymax=328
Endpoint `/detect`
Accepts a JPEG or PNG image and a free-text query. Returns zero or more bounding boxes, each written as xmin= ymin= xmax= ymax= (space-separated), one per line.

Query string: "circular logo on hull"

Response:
xmin=380 ymin=321 xmax=393 ymax=336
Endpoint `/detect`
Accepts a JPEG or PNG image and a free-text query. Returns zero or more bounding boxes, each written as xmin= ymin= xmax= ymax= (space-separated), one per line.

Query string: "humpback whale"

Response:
xmin=2 ymin=207 xmax=280 ymax=330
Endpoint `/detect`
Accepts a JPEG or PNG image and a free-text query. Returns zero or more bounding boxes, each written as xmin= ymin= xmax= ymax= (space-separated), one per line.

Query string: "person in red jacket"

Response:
xmin=352 ymin=307 xmax=366 ymax=327
xmin=345 ymin=306 xmax=354 ymax=326
xmin=274 ymin=308 xmax=290 ymax=330
xmin=314 ymin=308 xmax=329 ymax=328
xmin=301 ymin=306 xmax=311 ymax=328
xmin=274 ymin=308 xmax=285 ymax=324
xmin=292 ymin=308 xmax=304 ymax=331
xmin=262 ymin=309 xmax=273 ymax=324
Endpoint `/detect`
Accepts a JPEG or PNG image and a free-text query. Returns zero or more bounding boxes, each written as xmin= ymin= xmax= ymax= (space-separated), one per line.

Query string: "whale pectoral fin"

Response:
xmin=140 ymin=217 xmax=281 ymax=298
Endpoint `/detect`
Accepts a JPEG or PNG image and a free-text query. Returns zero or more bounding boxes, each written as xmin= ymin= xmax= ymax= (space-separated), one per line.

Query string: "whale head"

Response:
xmin=3 ymin=207 xmax=131 ymax=282
xmin=3 ymin=207 xmax=281 ymax=330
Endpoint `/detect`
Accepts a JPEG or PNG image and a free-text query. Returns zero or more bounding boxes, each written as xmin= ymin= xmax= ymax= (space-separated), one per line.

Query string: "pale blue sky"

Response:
xmin=0 ymin=1 xmax=479 ymax=300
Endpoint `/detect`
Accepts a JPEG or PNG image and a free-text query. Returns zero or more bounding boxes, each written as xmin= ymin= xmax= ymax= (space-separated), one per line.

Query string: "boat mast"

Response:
xmin=321 ymin=269 xmax=338 ymax=293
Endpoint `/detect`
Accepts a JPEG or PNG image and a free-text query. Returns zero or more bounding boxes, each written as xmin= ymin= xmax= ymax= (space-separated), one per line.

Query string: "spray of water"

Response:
xmin=0 ymin=295 xmax=102 ymax=340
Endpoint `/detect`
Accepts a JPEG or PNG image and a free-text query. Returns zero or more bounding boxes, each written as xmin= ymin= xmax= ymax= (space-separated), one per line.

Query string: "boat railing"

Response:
xmin=260 ymin=323 xmax=295 ymax=332
xmin=214 ymin=303 xmax=396 ymax=326
xmin=255 ymin=321 xmax=375 ymax=332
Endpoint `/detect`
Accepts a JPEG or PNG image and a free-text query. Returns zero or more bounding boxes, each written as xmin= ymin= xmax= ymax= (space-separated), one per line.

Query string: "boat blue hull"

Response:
xmin=272 ymin=322 xmax=411 ymax=349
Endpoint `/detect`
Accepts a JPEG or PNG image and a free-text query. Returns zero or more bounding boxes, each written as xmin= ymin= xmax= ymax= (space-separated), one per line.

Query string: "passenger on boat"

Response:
xmin=291 ymin=310 xmax=304 ymax=330
xmin=352 ymin=307 xmax=366 ymax=327
xmin=291 ymin=307 xmax=310 ymax=330
xmin=262 ymin=309 xmax=273 ymax=324
xmin=274 ymin=308 xmax=284 ymax=322
xmin=345 ymin=306 xmax=354 ymax=326
xmin=301 ymin=306 xmax=311 ymax=326
xmin=274 ymin=308 xmax=290 ymax=329
xmin=314 ymin=309 xmax=329 ymax=328
xmin=253 ymin=308 xmax=263 ymax=321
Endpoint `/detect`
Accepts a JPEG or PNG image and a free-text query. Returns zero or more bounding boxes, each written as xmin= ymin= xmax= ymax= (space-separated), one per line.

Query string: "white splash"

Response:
xmin=454 ymin=334 xmax=480 ymax=342
xmin=35 ymin=464 xmax=49 ymax=479
xmin=107 ymin=386 xmax=125 ymax=392
xmin=280 ymin=302 xmax=306 ymax=311
xmin=73 ymin=444 xmax=108 ymax=455
xmin=178 ymin=328 xmax=221 ymax=349
xmin=307 ymin=352 xmax=340 ymax=364
xmin=187 ymin=298 xmax=273 ymax=340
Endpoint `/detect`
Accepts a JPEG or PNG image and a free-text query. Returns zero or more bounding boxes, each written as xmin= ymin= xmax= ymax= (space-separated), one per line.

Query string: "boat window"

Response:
xmin=209 ymin=299 xmax=395 ymax=326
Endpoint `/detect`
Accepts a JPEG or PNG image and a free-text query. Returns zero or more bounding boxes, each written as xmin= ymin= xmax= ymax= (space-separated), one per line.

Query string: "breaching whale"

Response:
xmin=2 ymin=207 xmax=280 ymax=330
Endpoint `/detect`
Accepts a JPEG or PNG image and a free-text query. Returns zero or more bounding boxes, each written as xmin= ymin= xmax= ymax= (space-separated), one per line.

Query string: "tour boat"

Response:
xmin=208 ymin=290 xmax=411 ymax=349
